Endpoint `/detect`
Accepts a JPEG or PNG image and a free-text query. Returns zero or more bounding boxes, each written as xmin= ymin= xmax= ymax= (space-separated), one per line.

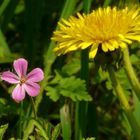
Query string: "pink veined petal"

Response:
xmin=23 ymin=81 xmax=40 ymax=97
xmin=12 ymin=84 xmax=25 ymax=102
xmin=26 ymin=68 xmax=44 ymax=82
xmin=1 ymin=71 xmax=19 ymax=84
xmin=13 ymin=58 xmax=28 ymax=77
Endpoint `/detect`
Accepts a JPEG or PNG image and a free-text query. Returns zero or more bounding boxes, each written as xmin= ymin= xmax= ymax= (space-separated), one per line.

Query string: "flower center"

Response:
xmin=20 ymin=76 xmax=26 ymax=84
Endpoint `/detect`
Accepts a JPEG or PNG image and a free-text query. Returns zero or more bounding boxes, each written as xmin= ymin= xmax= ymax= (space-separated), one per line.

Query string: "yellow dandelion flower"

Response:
xmin=52 ymin=6 xmax=140 ymax=58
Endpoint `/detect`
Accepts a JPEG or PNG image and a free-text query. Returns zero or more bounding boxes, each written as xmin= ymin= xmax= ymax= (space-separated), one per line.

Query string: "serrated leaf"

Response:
xmin=0 ymin=124 xmax=8 ymax=139
xmin=116 ymin=68 xmax=131 ymax=90
xmin=47 ymin=87 xmax=60 ymax=101
xmin=46 ymin=72 xmax=92 ymax=102
xmin=62 ymin=58 xmax=80 ymax=75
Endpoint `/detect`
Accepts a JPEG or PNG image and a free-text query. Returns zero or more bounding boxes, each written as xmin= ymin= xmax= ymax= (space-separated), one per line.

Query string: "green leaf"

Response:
xmin=44 ymin=122 xmax=53 ymax=139
xmin=0 ymin=98 xmax=17 ymax=118
xmin=14 ymin=1 xmax=25 ymax=14
xmin=62 ymin=57 xmax=80 ymax=75
xmin=60 ymin=104 xmax=71 ymax=140
xmin=0 ymin=29 xmax=11 ymax=57
xmin=133 ymin=92 xmax=140 ymax=130
xmin=0 ymin=0 xmax=10 ymax=16
xmin=130 ymin=54 xmax=139 ymax=63
xmin=0 ymin=124 xmax=8 ymax=139
xmin=82 ymin=137 xmax=95 ymax=140
xmin=33 ymin=119 xmax=49 ymax=140
xmin=116 ymin=68 xmax=131 ymax=90
xmin=46 ymin=72 xmax=92 ymax=102
xmin=28 ymin=135 xmax=36 ymax=140
xmin=51 ymin=123 xmax=61 ymax=140
xmin=46 ymin=87 xmax=60 ymax=102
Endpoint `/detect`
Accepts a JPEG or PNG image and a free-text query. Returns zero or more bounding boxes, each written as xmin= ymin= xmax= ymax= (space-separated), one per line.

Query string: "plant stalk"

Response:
xmin=108 ymin=67 xmax=140 ymax=140
xmin=29 ymin=97 xmax=37 ymax=119
xmin=122 ymin=47 xmax=140 ymax=101
xmin=75 ymin=0 xmax=92 ymax=139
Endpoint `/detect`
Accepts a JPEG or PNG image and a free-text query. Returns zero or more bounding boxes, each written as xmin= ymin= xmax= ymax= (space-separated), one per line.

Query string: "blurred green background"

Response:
xmin=0 ymin=0 xmax=140 ymax=140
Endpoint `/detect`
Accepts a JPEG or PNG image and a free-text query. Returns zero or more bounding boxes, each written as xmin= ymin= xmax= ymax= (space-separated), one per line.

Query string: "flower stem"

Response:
xmin=108 ymin=67 xmax=131 ymax=110
xmin=75 ymin=1 xmax=92 ymax=140
xmin=23 ymin=97 xmax=38 ymax=140
xmin=108 ymin=67 xmax=140 ymax=140
xmin=122 ymin=47 xmax=140 ymax=101
xmin=19 ymin=102 xmax=23 ymax=139
xmin=29 ymin=97 xmax=37 ymax=119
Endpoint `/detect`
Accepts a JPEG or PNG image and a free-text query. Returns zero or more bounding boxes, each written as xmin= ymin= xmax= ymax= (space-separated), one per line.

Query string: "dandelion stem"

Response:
xmin=75 ymin=49 xmax=89 ymax=140
xmin=122 ymin=47 xmax=140 ymax=101
xmin=108 ymin=67 xmax=131 ymax=110
xmin=108 ymin=67 xmax=140 ymax=140
xmin=75 ymin=1 xmax=92 ymax=139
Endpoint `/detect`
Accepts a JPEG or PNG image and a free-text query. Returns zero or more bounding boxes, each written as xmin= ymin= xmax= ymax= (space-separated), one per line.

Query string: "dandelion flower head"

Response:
xmin=52 ymin=6 xmax=140 ymax=58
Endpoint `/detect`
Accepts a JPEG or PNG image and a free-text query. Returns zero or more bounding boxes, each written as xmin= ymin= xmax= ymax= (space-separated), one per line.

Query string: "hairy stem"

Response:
xmin=122 ymin=47 xmax=140 ymax=101
xmin=29 ymin=97 xmax=37 ymax=119
xmin=108 ymin=67 xmax=140 ymax=140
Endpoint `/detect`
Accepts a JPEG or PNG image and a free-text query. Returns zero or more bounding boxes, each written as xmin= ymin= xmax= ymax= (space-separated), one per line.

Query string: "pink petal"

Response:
xmin=13 ymin=58 xmax=28 ymax=77
xmin=26 ymin=68 xmax=44 ymax=82
xmin=1 ymin=71 xmax=19 ymax=84
xmin=12 ymin=84 xmax=25 ymax=102
xmin=23 ymin=81 xmax=40 ymax=97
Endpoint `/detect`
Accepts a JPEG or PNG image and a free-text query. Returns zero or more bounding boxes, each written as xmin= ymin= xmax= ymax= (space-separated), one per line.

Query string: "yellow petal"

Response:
xmin=61 ymin=19 xmax=71 ymax=26
xmin=102 ymin=42 xmax=108 ymax=52
xmin=109 ymin=40 xmax=119 ymax=49
xmin=80 ymin=42 xmax=93 ymax=49
xmin=89 ymin=44 xmax=98 ymax=58
xmin=132 ymin=9 xmax=139 ymax=19
xmin=119 ymin=42 xmax=127 ymax=48
xmin=126 ymin=35 xmax=140 ymax=41
xmin=106 ymin=42 xmax=115 ymax=51
xmin=119 ymin=34 xmax=132 ymax=44
xmin=66 ymin=44 xmax=77 ymax=52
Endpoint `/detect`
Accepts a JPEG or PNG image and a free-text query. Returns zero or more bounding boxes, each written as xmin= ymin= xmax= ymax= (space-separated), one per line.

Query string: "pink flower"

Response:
xmin=1 ymin=58 xmax=44 ymax=102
